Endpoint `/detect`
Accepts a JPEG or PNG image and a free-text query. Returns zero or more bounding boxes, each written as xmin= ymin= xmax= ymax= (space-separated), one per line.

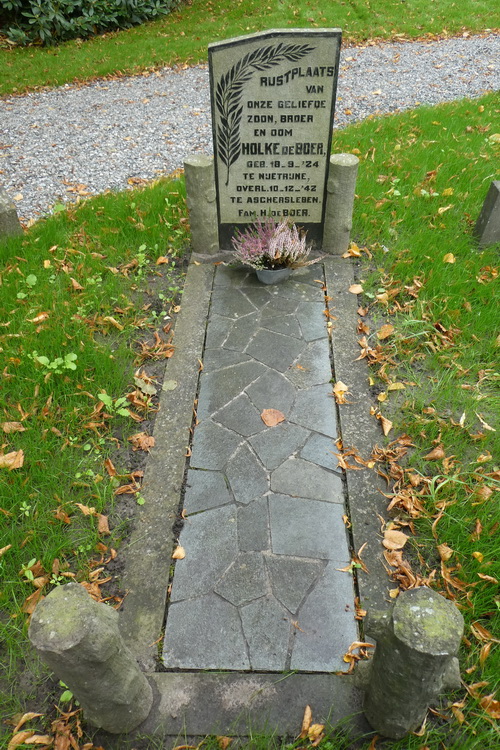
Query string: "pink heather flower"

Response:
xmin=231 ymin=217 xmax=316 ymax=270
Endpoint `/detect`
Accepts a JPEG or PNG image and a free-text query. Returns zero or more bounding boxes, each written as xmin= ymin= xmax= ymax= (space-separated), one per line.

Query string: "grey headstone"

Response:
xmin=0 ymin=188 xmax=23 ymax=238
xmin=29 ymin=583 xmax=153 ymax=733
xmin=209 ymin=29 xmax=341 ymax=250
xmin=474 ymin=180 xmax=500 ymax=247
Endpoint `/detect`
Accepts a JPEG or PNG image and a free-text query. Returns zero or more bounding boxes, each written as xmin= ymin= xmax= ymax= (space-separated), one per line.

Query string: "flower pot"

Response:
xmin=255 ymin=267 xmax=292 ymax=285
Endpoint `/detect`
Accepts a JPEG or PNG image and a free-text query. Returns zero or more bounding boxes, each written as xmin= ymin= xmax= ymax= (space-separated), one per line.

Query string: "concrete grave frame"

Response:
xmin=116 ymin=258 xmax=370 ymax=738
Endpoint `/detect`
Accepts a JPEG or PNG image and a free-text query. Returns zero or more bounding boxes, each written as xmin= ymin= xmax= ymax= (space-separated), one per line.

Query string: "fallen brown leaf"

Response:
xmin=377 ymin=323 xmax=394 ymax=340
xmin=128 ymin=432 xmax=155 ymax=452
xmin=424 ymin=444 xmax=446 ymax=460
xmin=12 ymin=714 xmax=43 ymax=735
xmin=70 ymin=277 xmax=84 ymax=291
xmin=1 ymin=422 xmax=25 ymax=433
xmin=8 ymin=731 xmax=36 ymax=750
xmin=299 ymin=705 xmax=312 ymax=739
xmin=383 ymin=529 xmax=408 ymax=550
xmin=377 ymin=414 xmax=393 ymax=436
xmin=308 ymin=723 xmax=325 ymax=746
xmin=0 ymin=449 xmax=24 ymax=470
xmin=260 ymin=408 xmax=285 ymax=427
xmin=480 ymin=695 xmax=500 ymax=719
xmin=332 ymin=381 xmax=351 ymax=404
xmin=349 ymin=283 xmax=364 ymax=294
xmin=103 ymin=458 xmax=117 ymax=477
xmin=97 ymin=514 xmax=110 ymax=536
xmin=437 ymin=543 xmax=454 ymax=561
xmin=172 ymin=546 xmax=186 ymax=560
xmin=75 ymin=503 xmax=96 ymax=516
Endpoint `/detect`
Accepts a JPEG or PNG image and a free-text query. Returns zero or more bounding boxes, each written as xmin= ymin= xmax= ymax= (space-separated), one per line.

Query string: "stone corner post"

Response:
xmin=361 ymin=586 xmax=464 ymax=739
xmin=184 ymin=154 xmax=220 ymax=256
xmin=0 ymin=187 xmax=23 ymax=239
xmin=323 ymin=153 xmax=359 ymax=255
xmin=29 ymin=582 xmax=153 ymax=734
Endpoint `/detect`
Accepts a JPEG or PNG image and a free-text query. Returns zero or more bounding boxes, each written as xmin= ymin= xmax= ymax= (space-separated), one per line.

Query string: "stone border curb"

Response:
xmin=120 ymin=261 xmax=215 ymax=670
xmin=144 ymin=673 xmax=365 ymax=739
xmin=325 ymin=258 xmax=390 ymax=613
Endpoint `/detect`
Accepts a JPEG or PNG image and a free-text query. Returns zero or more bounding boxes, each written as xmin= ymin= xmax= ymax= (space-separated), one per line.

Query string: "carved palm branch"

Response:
xmin=216 ymin=43 xmax=314 ymax=185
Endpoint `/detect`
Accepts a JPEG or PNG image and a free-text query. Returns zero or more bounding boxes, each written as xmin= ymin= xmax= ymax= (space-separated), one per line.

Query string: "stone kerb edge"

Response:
xmin=119 ymin=260 xmax=215 ymax=669
xmin=323 ymin=258 xmax=392 ymax=612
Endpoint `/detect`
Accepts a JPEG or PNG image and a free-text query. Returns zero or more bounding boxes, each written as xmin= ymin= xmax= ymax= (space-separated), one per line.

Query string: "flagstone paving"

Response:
xmin=162 ymin=264 xmax=357 ymax=672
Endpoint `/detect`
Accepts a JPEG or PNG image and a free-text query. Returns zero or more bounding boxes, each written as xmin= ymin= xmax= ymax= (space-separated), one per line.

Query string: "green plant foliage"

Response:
xmin=0 ymin=0 xmax=177 ymax=45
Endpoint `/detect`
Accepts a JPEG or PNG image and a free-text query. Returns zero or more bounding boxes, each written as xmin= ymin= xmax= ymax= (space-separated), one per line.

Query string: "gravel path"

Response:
xmin=1 ymin=34 xmax=498 ymax=223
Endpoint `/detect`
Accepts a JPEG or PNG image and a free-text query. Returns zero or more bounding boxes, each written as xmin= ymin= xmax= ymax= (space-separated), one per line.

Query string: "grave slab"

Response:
xmin=214 ymin=392 xmax=266 ymax=437
xmin=289 ymin=383 xmax=337 ymax=436
xmin=245 ymin=368 xmax=296 ymax=415
xmin=266 ymin=556 xmax=324 ymax=613
xmin=163 ymin=263 xmax=357 ymax=672
xmin=285 ymin=338 xmax=333 ymax=388
xmin=196 ymin=360 xmax=266 ymax=418
xmin=240 ymin=596 xmax=291 ymax=670
xmin=296 ymin=301 xmax=329 ymax=341
xmin=215 ymin=552 xmax=267 ymax=606
xmin=189 ymin=420 xmax=242 ymax=470
xmin=290 ymin=562 xmax=358 ymax=672
xmin=271 ymin=457 xmax=343 ymax=503
xmin=249 ymin=422 xmax=309 ymax=471
xmin=300 ymin=431 xmax=343 ymax=474
xmin=237 ymin=497 xmax=270 ymax=552
xmin=183 ymin=469 xmax=232 ymax=514
xmin=269 ymin=494 xmax=350 ymax=562
xmin=169 ymin=505 xmax=239 ymax=601
xmin=245 ymin=328 xmax=305 ymax=372
xmin=164 ymin=595 xmax=250 ymax=670
xmin=226 ymin=443 xmax=269 ymax=504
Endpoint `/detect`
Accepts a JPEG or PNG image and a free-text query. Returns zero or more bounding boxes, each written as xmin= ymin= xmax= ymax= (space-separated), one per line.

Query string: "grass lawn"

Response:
xmin=0 ymin=177 xmax=190 ymax=744
xmin=330 ymin=91 xmax=499 ymax=748
xmin=1 ymin=92 xmax=498 ymax=749
xmin=0 ymin=0 xmax=498 ymax=95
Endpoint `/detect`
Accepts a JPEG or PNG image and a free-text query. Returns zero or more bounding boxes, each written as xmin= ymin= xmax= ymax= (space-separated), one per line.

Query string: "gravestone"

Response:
xmin=474 ymin=180 xmax=500 ymax=248
xmin=209 ymin=29 xmax=341 ymax=250
xmin=0 ymin=187 xmax=23 ymax=238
